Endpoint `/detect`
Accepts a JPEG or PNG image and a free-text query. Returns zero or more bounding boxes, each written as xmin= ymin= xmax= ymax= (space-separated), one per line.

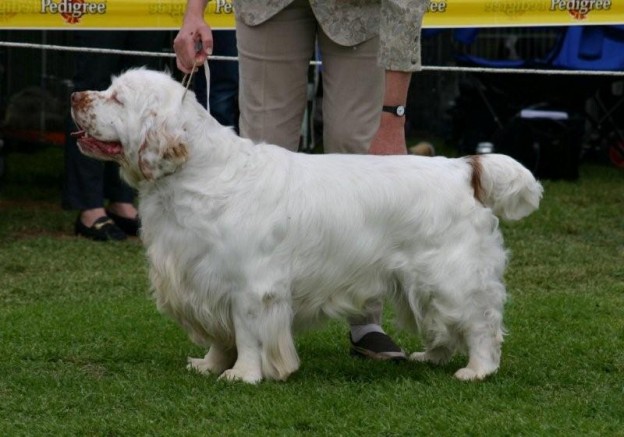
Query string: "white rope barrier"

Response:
xmin=420 ymin=65 xmax=624 ymax=76
xmin=2 ymin=40 xmax=624 ymax=76
xmin=0 ymin=41 xmax=318 ymax=64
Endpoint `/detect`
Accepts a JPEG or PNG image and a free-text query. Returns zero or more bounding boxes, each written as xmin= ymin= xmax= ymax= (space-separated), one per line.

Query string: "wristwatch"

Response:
xmin=382 ymin=105 xmax=406 ymax=117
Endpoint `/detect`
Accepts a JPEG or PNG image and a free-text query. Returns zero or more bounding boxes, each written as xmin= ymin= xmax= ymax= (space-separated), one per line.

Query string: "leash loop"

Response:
xmin=181 ymin=60 xmax=210 ymax=110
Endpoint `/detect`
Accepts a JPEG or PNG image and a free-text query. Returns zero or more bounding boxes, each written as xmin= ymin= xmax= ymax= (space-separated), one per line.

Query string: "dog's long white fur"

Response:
xmin=71 ymin=69 xmax=543 ymax=383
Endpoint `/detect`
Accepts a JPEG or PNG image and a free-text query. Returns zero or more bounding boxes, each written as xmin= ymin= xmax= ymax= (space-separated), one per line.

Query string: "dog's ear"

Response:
xmin=138 ymin=113 xmax=188 ymax=181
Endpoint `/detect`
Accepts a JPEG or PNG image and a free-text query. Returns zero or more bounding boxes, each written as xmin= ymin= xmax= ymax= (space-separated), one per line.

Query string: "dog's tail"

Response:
xmin=466 ymin=154 xmax=543 ymax=221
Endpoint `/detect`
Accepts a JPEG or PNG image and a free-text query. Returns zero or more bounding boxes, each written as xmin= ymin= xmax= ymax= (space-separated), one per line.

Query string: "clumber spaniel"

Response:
xmin=71 ymin=69 xmax=542 ymax=383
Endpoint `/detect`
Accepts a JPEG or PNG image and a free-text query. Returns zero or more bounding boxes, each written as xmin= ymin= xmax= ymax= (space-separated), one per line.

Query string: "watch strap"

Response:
xmin=382 ymin=105 xmax=406 ymax=117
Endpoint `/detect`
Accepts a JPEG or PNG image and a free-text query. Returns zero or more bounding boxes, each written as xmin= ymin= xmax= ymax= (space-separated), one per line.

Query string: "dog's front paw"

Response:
xmin=454 ymin=367 xmax=491 ymax=381
xmin=218 ymin=368 xmax=262 ymax=384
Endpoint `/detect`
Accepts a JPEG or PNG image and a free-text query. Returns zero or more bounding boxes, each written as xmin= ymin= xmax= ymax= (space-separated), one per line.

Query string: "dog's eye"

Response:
xmin=110 ymin=92 xmax=124 ymax=106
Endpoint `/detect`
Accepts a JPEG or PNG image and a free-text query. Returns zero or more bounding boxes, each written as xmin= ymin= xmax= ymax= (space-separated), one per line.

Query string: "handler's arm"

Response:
xmin=369 ymin=0 xmax=427 ymax=155
xmin=173 ymin=0 xmax=213 ymax=74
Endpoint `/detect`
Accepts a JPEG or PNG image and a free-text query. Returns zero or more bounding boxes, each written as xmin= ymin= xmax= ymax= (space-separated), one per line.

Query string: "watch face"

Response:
xmin=396 ymin=106 xmax=405 ymax=116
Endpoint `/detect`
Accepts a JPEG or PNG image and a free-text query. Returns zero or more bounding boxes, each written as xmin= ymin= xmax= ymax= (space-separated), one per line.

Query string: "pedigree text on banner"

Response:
xmin=1 ymin=0 xmax=622 ymax=30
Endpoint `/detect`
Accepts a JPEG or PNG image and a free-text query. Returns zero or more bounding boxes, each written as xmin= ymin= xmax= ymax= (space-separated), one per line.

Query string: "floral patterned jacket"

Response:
xmin=231 ymin=0 xmax=428 ymax=71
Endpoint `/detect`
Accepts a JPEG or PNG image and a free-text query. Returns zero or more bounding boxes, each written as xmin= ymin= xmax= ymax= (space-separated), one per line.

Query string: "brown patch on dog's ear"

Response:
xmin=163 ymin=143 xmax=188 ymax=163
xmin=468 ymin=155 xmax=485 ymax=205
xmin=138 ymin=139 xmax=188 ymax=182
xmin=136 ymin=112 xmax=189 ymax=182
xmin=138 ymin=141 xmax=155 ymax=181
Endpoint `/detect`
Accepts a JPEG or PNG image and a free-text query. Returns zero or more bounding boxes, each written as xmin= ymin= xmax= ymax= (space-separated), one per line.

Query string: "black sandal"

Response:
xmin=106 ymin=210 xmax=140 ymax=236
xmin=75 ymin=216 xmax=127 ymax=241
xmin=350 ymin=332 xmax=406 ymax=361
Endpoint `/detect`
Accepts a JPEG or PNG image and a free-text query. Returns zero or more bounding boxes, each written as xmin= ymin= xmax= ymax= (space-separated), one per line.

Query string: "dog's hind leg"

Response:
xmin=454 ymin=310 xmax=503 ymax=381
xmin=396 ymin=278 xmax=456 ymax=366
xmin=187 ymin=343 xmax=237 ymax=376
xmin=410 ymin=346 xmax=453 ymax=365
xmin=408 ymin=317 xmax=457 ymax=366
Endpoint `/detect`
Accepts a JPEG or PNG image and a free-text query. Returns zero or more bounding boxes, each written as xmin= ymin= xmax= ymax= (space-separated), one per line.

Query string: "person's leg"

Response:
xmin=63 ymin=31 xmax=133 ymax=240
xmin=318 ymin=31 xmax=404 ymax=360
xmin=318 ymin=33 xmax=384 ymax=154
xmin=209 ymin=30 xmax=240 ymax=130
xmin=236 ymin=0 xmax=316 ymax=150
xmin=194 ymin=30 xmax=240 ymax=129
xmin=103 ymin=31 xmax=169 ymax=232
xmin=63 ymin=31 xmax=121 ymax=223
xmin=104 ymin=161 xmax=135 ymax=208
xmin=72 ymin=31 xmax=127 ymax=91
xmin=193 ymin=64 xmax=209 ymax=110
xmin=123 ymin=30 xmax=169 ymax=71
xmin=103 ymin=161 xmax=140 ymax=236
xmin=62 ymin=117 xmax=106 ymax=216
xmin=63 ymin=117 xmax=127 ymax=241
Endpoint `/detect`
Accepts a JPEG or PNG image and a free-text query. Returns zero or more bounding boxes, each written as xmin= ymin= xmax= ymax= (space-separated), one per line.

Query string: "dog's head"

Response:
xmin=70 ymin=68 xmax=189 ymax=186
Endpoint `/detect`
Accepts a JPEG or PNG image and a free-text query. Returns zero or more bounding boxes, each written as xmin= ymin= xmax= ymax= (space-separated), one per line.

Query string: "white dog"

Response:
xmin=70 ymin=69 xmax=542 ymax=383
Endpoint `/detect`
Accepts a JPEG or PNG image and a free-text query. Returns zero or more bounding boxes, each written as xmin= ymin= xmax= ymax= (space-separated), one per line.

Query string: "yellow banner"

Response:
xmin=0 ymin=0 xmax=622 ymax=30
xmin=426 ymin=0 xmax=623 ymax=27
xmin=0 ymin=0 xmax=235 ymax=29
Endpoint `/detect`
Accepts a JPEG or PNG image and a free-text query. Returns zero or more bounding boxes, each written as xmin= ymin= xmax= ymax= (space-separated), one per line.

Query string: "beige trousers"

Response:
xmin=236 ymin=1 xmax=384 ymax=325
xmin=236 ymin=0 xmax=384 ymax=154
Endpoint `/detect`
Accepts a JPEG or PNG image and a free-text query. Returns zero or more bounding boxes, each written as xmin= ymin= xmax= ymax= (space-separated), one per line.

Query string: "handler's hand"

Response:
xmin=173 ymin=15 xmax=213 ymax=74
xmin=368 ymin=113 xmax=408 ymax=155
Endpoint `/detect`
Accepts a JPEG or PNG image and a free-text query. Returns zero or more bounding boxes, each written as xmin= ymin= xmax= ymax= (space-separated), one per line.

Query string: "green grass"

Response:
xmin=1 ymin=146 xmax=623 ymax=436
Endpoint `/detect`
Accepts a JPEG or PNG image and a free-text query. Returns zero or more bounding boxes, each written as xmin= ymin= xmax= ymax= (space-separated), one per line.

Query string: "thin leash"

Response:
xmin=180 ymin=61 xmax=198 ymax=101
xmin=180 ymin=60 xmax=211 ymax=111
